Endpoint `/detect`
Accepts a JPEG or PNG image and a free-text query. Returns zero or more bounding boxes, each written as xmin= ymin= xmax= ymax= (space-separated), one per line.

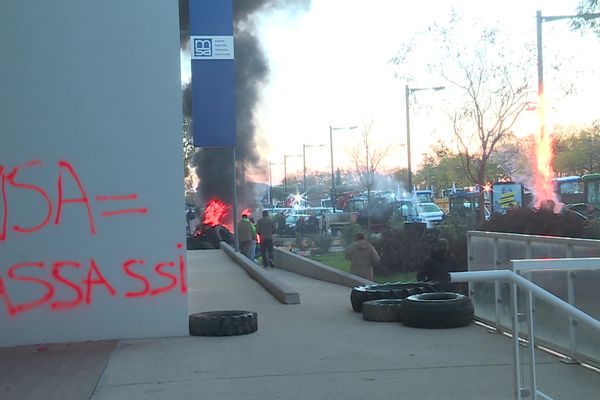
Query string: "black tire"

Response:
xmin=350 ymin=281 xmax=440 ymax=312
xmin=350 ymin=288 xmax=366 ymax=312
xmin=189 ymin=310 xmax=258 ymax=336
xmin=401 ymin=292 xmax=474 ymax=329
xmin=362 ymin=299 xmax=404 ymax=322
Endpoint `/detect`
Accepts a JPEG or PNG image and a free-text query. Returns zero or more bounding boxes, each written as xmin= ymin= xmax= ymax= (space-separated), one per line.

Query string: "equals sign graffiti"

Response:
xmin=95 ymin=194 xmax=148 ymax=217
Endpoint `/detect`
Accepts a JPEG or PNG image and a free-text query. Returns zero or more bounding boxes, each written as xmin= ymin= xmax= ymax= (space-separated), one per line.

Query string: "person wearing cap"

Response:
xmin=345 ymin=232 xmax=380 ymax=280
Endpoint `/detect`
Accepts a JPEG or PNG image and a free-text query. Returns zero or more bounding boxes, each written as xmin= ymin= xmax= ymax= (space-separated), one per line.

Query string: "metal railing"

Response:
xmin=467 ymin=231 xmax=600 ymax=365
xmin=451 ymin=270 xmax=600 ymax=400
xmin=512 ymin=258 xmax=600 ymax=365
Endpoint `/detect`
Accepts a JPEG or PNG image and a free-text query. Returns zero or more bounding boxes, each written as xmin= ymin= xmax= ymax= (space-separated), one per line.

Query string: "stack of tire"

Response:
xmin=351 ymin=282 xmax=474 ymax=329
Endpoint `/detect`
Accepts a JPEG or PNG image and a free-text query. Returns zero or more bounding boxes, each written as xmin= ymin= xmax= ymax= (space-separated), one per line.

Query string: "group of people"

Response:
xmin=239 ymin=210 xmax=457 ymax=288
xmin=345 ymin=234 xmax=457 ymax=291
xmin=238 ymin=211 xmax=277 ymax=268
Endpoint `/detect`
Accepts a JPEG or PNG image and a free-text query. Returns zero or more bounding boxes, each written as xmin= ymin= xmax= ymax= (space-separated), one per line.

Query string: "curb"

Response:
xmin=220 ymin=242 xmax=300 ymax=305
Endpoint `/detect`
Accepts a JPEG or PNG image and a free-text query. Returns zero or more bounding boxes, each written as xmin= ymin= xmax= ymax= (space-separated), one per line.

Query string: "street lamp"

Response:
xmin=283 ymin=154 xmax=302 ymax=194
xmin=303 ymin=143 xmax=325 ymax=193
xmin=405 ymin=84 xmax=445 ymax=191
xmin=329 ymin=125 xmax=357 ymax=211
xmin=268 ymin=162 xmax=282 ymax=205
xmin=536 ymin=10 xmax=600 ymax=148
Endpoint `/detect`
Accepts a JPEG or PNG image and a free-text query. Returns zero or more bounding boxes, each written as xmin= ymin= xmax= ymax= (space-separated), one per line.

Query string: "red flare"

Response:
xmin=531 ymin=91 xmax=557 ymax=207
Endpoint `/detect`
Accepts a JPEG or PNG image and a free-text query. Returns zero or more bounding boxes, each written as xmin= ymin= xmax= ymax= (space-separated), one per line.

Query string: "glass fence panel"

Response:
xmin=470 ymin=236 xmax=495 ymax=270
xmin=498 ymin=282 xmax=517 ymax=330
xmin=498 ymin=239 xmax=527 ymax=269
xmin=572 ymin=245 xmax=600 ymax=258
xmin=530 ymin=270 xmax=571 ymax=353
xmin=530 ymin=242 xmax=568 ymax=258
xmin=471 ymin=281 xmax=496 ymax=324
xmin=469 ymin=232 xmax=600 ymax=366
xmin=574 ymin=270 xmax=600 ymax=366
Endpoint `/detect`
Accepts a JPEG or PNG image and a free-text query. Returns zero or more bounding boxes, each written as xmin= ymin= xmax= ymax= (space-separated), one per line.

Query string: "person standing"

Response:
xmin=345 ymin=232 xmax=380 ymax=280
xmin=237 ymin=214 xmax=254 ymax=259
xmin=249 ymin=216 xmax=257 ymax=261
xmin=417 ymin=238 xmax=458 ymax=291
xmin=320 ymin=212 xmax=328 ymax=234
xmin=256 ymin=210 xmax=277 ymax=268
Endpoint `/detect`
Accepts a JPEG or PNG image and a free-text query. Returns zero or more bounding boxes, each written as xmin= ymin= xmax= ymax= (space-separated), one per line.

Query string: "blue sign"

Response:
xmin=189 ymin=0 xmax=236 ymax=147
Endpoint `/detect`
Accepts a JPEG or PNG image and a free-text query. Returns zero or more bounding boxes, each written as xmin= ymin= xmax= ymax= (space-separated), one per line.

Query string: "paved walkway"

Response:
xmin=1 ymin=249 xmax=598 ymax=399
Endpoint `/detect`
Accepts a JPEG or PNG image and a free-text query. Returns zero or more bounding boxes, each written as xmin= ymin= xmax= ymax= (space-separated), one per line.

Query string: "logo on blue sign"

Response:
xmin=193 ymin=38 xmax=212 ymax=57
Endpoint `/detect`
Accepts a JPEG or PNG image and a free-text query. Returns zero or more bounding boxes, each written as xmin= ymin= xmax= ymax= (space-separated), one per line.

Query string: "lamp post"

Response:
xmin=329 ymin=125 xmax=357 ymax=211
xmin=303 ymin=143 xmax=325 ymax=193
xmin=283 ymin=154 xmax=302 ymax=194
xmin=268 ymin=162 xmax=281 ymax=205
xmin=536 ymin=9 xmax=600 ymax=148
xmin=405 ymin=85 xmax=445 ymax=191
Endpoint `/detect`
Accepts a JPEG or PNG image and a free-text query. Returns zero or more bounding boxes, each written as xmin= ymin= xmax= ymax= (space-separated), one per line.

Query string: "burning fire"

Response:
xmin=241 ymin=208 xmax=252 ymax=217
xmin=203 ymin=198 xmax=231 ymax=229
xmin=531 ymin=92 xmax=558 ymax=208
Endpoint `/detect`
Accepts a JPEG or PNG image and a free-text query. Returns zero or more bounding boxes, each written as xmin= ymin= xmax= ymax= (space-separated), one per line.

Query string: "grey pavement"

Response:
xmin=1 ymin=249 xmax=599 ymax=400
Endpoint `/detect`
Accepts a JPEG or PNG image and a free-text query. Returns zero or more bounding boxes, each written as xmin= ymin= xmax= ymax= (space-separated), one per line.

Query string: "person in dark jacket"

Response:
xmin=256 ymin=210 xmax=277 ymax=268
xmin=417 ymin=238 xmax=458 ymax=291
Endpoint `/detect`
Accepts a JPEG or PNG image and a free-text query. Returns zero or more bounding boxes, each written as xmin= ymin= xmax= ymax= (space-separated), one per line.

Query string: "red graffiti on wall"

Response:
xmin=0 ymin=160 xmax=148 ymax=242
xmin=0 ymin=160 xmax=187 ymax=318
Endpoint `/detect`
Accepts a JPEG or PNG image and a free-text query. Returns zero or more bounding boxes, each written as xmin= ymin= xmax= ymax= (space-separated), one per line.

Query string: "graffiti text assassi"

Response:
xmin=0 ymin=160 xmax=187 ymax=317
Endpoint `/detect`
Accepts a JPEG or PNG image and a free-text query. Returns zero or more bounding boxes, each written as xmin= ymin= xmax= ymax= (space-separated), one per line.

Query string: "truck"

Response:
xmin=553 ymin=176 xmax=585 ymax=205
xmin=348 ymin=193 xmax=424 ymax=233
xmin=414 ymin=189 xmax=434 ymax=203
xmin=448 ymin=189 xmax=487 ymax=219
xmin=322 ymin=190 xmax=425 ymax=233
xmin=326 ymin=210 xmax=359 ymax=235
xmin=565 ymin=173 xmax=600 ymax=220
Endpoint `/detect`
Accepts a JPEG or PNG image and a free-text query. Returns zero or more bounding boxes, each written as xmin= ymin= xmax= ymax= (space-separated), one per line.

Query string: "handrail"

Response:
xmin=451 ymin=270 xmax=600 ymax=331
xmin=512 ymin=257 xmax=600 ymax=272
xmin=451 ymin=270 xmax=600 ymax=400
xmin=468 ymin=230 xmax=600 ymax=246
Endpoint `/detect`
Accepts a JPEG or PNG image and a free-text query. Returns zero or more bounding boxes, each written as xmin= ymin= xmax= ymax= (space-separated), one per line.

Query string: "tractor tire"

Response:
xmin=362 ymin=299 xmax=404 ymax=322
xmin=350 ymin=281 xmax=440 ymax=312
xmin=401 ymin=292 xmax=474 ymax=329
xmin=189 ymin=310 xmax=258 ymax=336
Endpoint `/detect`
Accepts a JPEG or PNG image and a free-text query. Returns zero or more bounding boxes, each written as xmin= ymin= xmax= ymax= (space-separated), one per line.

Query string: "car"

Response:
xmin=416 ymin=202 xmax=444 ymax=229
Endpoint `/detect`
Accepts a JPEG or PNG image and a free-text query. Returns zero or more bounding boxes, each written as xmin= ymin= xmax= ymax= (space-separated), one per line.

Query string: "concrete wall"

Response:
xmin=273 ymin=248 xmax=373 ymax=287
xmin=0 ymin=1 xmax=187 ymax=346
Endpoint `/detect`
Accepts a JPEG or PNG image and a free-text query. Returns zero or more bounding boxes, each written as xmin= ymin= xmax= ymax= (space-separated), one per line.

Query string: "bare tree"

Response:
xmin=348 ymin=121 xmax=394 ymax=231
xmin=446 ymin=58 xmax=530 ymax=188
xmin=391 ymin=12 xmax=534 ymax=219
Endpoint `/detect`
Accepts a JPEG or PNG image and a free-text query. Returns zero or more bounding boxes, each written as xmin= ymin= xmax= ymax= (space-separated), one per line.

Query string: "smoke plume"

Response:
xmin=180 ymin=0 xmax=311 ymax=215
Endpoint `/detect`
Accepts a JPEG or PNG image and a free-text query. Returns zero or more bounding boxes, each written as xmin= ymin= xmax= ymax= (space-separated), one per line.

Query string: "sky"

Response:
xmin=183 ymin=0 xmax=600 ymax=186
